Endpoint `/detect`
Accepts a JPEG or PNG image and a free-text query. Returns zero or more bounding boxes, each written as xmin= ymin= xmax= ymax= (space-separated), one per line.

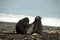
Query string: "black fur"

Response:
xmin=16 ymin=17 xmax=29 ymax=34
xmin=29 ymin=16 xmax=43 ymax=34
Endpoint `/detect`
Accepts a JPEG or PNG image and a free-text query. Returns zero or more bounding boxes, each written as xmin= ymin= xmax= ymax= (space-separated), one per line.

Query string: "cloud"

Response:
xmin=0 ymin=13 xmax=60 ymax=26
xmin=42 ymin=18 xmax=60 ymax=26
xmin=0 ymin=14 xmax=35 ymax=23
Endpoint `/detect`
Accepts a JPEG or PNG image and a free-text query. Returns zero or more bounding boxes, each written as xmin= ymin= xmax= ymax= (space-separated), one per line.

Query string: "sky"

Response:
xmin=0 ymin=0 xmax=60 ymax=26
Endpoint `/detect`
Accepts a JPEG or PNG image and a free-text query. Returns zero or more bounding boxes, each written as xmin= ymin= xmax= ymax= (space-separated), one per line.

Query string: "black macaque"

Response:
xmin=29 ymin=16 xmax=43 ymax=34
xmin=16 ymin=17 xmax=29 ymax=35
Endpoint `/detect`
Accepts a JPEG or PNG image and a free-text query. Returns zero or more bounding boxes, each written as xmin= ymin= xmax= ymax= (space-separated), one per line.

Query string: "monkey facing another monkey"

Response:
xmin=16 ymin=17 xmax=29 ymax=35
xmin=15 ymin=16 xmax=43 ymax=35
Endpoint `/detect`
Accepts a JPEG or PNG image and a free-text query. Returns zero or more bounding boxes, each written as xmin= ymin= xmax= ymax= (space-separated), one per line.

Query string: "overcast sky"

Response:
xmin=0 ymin=0 xmax=60 ymax=26
xmin=0 ymin=0 xmax=60 ymax=18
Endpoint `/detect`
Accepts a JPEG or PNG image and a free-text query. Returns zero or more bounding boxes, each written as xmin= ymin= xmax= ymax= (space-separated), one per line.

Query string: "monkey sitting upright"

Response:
xmin=16 ymin=17 xmax=29 ymax=35
xmin=28 ymin=16 xmax=43 ymax=35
